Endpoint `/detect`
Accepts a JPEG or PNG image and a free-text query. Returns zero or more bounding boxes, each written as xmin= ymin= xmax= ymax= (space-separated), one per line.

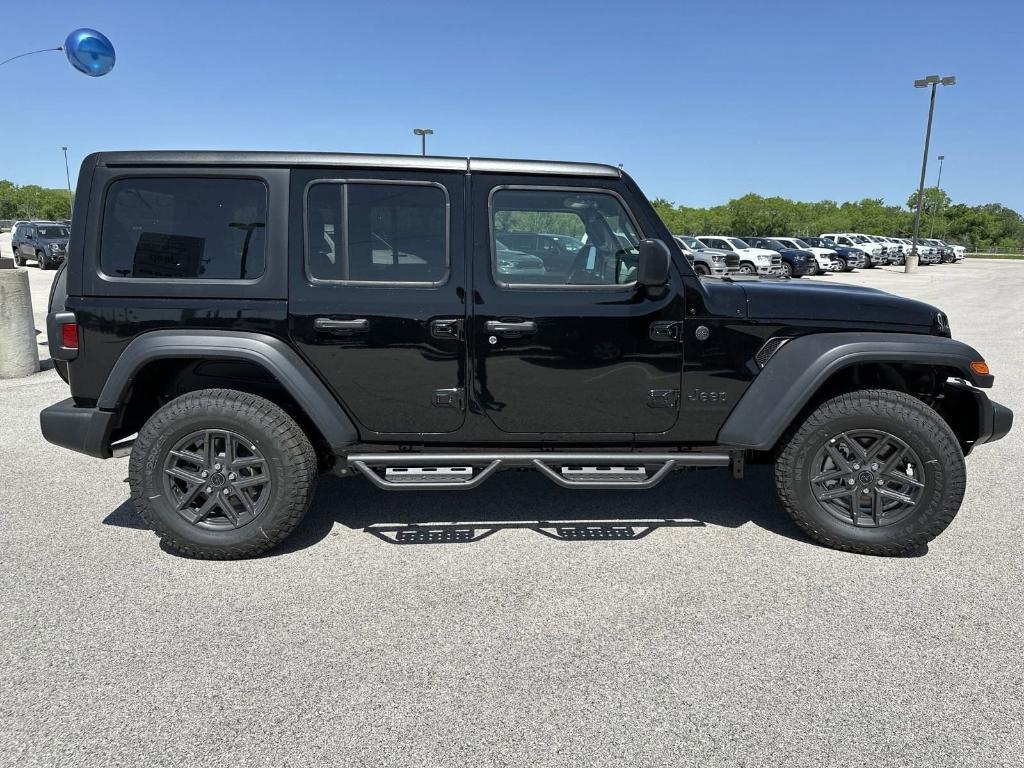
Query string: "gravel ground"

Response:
xmin=1 ymin=259 xmax=1022 ymax=768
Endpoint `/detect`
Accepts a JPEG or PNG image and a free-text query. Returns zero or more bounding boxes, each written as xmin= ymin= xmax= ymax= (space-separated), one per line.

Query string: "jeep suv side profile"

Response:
xmin=41 ymin=151 xmax=1012 ymax=559
xmin=12 ymin=221 xmax=70 ymax=269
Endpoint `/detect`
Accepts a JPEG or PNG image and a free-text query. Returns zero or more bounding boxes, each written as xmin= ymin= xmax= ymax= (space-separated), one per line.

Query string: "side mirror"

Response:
xmin=637 ymin=238 xmax=671 ymax=287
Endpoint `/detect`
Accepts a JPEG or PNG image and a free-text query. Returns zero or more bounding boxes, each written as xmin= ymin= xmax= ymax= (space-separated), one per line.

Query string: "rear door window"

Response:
xmin=305 ymin=181 xmax=448 ymax=286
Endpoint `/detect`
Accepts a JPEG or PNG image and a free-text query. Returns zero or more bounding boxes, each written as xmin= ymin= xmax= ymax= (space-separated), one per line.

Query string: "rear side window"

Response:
xmin=305 ymin=181 xmax=448 ymax=285
xmin=100 ymin=177 xmax=267 ymax=280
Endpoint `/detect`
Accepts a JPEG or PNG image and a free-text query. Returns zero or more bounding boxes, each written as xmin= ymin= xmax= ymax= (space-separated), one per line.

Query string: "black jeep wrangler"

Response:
xmin=41 ymin=151 xmax=1012 ymax=558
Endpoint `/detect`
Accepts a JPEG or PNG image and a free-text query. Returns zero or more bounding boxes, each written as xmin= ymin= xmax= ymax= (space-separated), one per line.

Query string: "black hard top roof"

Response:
xmin=87 ymin=150 xmax=623 ymax=178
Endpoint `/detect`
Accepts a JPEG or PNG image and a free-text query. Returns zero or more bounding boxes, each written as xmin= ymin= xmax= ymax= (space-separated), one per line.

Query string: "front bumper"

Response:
xmin=40 ymin=398 xmax=116 ymax=459
xmin=870 ymin=253 xmax=887 ymax=265
xmin=941 ymin=381 xmax=1013 ymax=455
xmin=756 ymin=263 xmax=781 ymax=275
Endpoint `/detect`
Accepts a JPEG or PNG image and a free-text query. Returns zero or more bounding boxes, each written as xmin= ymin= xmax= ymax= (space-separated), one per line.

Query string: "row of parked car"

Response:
xmin=675 ymin=233 xmax=966 ymax=278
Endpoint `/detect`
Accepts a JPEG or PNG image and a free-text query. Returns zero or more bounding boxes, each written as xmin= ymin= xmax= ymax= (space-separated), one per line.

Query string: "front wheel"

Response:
xmin=738 ymin=262 xmax=755 ymax=275
xmin=129 ymin=389 xmax=318 ymax=559
xmin=36 ymin=250 xmax=49 ymax=269
xmin=780 ymin=262 xmax=793 ymax=278
xmin=693 ymin=262 xmax=710 ymax=276
xmin=775 ymin=389 xmax=966 ymax=555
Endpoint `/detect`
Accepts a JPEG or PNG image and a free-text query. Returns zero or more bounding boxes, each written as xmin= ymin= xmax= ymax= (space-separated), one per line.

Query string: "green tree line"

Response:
xmin=0 ymin=180 xmax=73 ymax=221
xmin=651 ymin=188 xmax=1024 ymax=251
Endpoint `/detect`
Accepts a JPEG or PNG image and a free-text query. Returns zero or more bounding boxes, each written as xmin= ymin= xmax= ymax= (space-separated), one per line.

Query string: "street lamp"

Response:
xmin=413 ymin=128 xmax=434 ymax=156
xmin=61 ymin=147 xmax=73 ymax=215
xmin=930 ymin=154 xmax=945 ymax=238
xmin=0 ymin=28 xmax=115 ymax=76
xmin=907 ymin=74 xmax=955 ymax=273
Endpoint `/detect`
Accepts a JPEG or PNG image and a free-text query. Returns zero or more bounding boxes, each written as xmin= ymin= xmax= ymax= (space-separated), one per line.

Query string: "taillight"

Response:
xmin=61 ymin=322 xmax=79 ymax=349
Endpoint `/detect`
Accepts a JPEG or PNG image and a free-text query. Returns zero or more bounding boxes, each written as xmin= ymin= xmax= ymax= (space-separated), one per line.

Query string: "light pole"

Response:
xmin=929 ymin=154 xmax=945 ymax=238
xmin=413 ymin=128 xmax=434 ymax=156
xmin=907 ymin=75 xmax=955 ymax=273
xmin=61 ymin=146 xmax=73 ymax=215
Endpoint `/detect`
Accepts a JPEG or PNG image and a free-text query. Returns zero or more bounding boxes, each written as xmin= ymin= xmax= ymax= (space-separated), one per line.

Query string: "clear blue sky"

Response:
xmin=3 ymin=0 xmax=1022 ymax=210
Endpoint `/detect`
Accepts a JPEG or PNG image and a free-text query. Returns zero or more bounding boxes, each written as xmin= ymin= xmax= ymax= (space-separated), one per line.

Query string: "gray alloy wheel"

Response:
xmin=738 ymin=262 xmax=755 ymax=275
xmin=36 ymin=250 xmax=48 ymax=269
xmin=129 ymin=389 xmax=318 ymax=559
xmin=780 ymin=262 xmax=793 ymax=278
xmin=775 ymin=389 xmax=965 ymax=556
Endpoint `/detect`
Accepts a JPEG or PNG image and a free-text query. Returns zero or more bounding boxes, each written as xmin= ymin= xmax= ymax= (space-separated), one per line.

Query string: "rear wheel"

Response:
xmin=775 ymin=389 xmax=965 ymax=555
xmin=129 ymin=389 xmax=318 ymax=559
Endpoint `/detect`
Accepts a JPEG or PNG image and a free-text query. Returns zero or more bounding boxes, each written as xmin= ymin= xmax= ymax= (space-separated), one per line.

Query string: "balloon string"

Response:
xmin=0 ymin=46 xmax=63 ymax=69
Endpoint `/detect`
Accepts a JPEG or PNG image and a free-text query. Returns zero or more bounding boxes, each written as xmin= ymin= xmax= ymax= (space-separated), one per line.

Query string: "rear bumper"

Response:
xmin=39 ymin=398 xmax=116 ymax=459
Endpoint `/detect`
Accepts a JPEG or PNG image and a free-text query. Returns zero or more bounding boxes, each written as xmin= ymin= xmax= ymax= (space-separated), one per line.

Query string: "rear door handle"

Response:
xmin=485 ymin=320 xmax=537 ymax=337
xmin=314 ymin=318 xmax=369 ymax=333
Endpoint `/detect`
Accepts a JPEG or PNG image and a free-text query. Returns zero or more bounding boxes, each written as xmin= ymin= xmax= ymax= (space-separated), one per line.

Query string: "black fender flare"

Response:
xmin=98 ymin=330 xmax=359 ymax=452
xmin=717 ymin=332 xmax=992 ymax=451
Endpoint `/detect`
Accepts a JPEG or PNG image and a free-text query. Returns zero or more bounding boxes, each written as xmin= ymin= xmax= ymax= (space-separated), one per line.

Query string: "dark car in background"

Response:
xmin=11 ymin=221 xmax=70 ymax=269
xmin=742 ymin=236 xmax=815 ymax=278
xmin=497 ymin=232 xmax=585 ymax=277
xmin=801 ymin=236 xmax=866 ymax=271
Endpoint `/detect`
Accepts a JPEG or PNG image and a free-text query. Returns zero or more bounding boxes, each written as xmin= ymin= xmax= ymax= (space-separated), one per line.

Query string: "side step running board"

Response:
xmin=346 ymin=452 xmax=730 ymax=491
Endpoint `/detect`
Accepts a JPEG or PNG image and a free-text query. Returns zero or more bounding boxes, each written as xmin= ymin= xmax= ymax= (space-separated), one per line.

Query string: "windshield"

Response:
xmin=727 ymin=237 xmax=750 ymax=249
xmin=677 ymin=235 xmax=703 ymax=250
xmin=851 ymin=236 xmax=869 ymax=244
xmin=792 ymin=239 xmax=812 ymax=248
xmin=765 ymin=239 xmax=787 ymax=250
xmin=36 ymin=226 xmax=69 ymax=239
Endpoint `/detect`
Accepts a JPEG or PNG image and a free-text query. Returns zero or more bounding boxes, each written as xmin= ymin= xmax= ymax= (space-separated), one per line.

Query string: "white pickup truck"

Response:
xmin=696 ymin=236 xmax=782 ymax=275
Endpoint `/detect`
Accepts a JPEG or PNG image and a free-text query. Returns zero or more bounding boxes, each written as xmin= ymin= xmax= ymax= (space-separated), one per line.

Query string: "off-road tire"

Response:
xmin=775 ymin=389 xmax=966 ymax=556
xmin=129 ymin=389 xmax=318 ymax=559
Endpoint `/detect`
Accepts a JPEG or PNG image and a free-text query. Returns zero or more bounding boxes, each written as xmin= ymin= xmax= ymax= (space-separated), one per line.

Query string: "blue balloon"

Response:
xmin=64 ymin=28 xmax=115 ymax=77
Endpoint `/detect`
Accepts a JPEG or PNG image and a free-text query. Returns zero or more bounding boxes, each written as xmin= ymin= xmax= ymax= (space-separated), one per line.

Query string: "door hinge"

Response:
xmin=649 ymin=321 xmax=681 ymax=342
xmin=647 ymin=389 xmax=680 ymax=408
xmin=432 ymin=388 xmax=464 ymax=409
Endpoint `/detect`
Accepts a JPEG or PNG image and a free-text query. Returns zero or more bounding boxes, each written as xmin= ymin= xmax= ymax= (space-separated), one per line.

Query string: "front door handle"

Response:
xmin=314 ymin=318 xmax=369 ymax=334
xmin=485 ymin=320 xmax=537 ymax=337
xmin=430 ymin=318 xmax=463 ymax=340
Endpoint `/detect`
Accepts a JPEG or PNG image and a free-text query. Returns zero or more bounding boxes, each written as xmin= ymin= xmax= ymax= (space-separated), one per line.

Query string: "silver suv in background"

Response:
xmin=673 ymin=235 xmax=737 ymax=275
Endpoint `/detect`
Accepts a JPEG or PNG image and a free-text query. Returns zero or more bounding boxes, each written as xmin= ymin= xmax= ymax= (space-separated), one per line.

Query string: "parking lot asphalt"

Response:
xmin=1 ymin=258 xmax=1022 ymax=767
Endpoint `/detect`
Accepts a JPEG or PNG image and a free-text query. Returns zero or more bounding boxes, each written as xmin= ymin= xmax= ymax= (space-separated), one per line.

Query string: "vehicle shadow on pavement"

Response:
xmin=102 ymin=465 xmax=927 ymax=557
xmin=279 ymin=465 xmax=821 ymax=553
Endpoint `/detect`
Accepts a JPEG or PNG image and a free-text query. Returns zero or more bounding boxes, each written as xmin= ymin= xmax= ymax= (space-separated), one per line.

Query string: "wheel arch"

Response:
xmin=717 ymin=332 xmax=993 ymax=452
xmin=100 ymin=330 xmax=359 ymax=457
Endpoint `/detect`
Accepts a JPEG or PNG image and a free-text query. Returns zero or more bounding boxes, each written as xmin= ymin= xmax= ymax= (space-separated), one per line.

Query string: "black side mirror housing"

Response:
xmin=637 ymin=239 xmax=671 ymax=287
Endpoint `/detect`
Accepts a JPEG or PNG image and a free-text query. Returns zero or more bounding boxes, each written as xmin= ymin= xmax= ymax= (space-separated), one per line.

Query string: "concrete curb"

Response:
xmin=0 ymin=267 xmax=40 ymax=378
